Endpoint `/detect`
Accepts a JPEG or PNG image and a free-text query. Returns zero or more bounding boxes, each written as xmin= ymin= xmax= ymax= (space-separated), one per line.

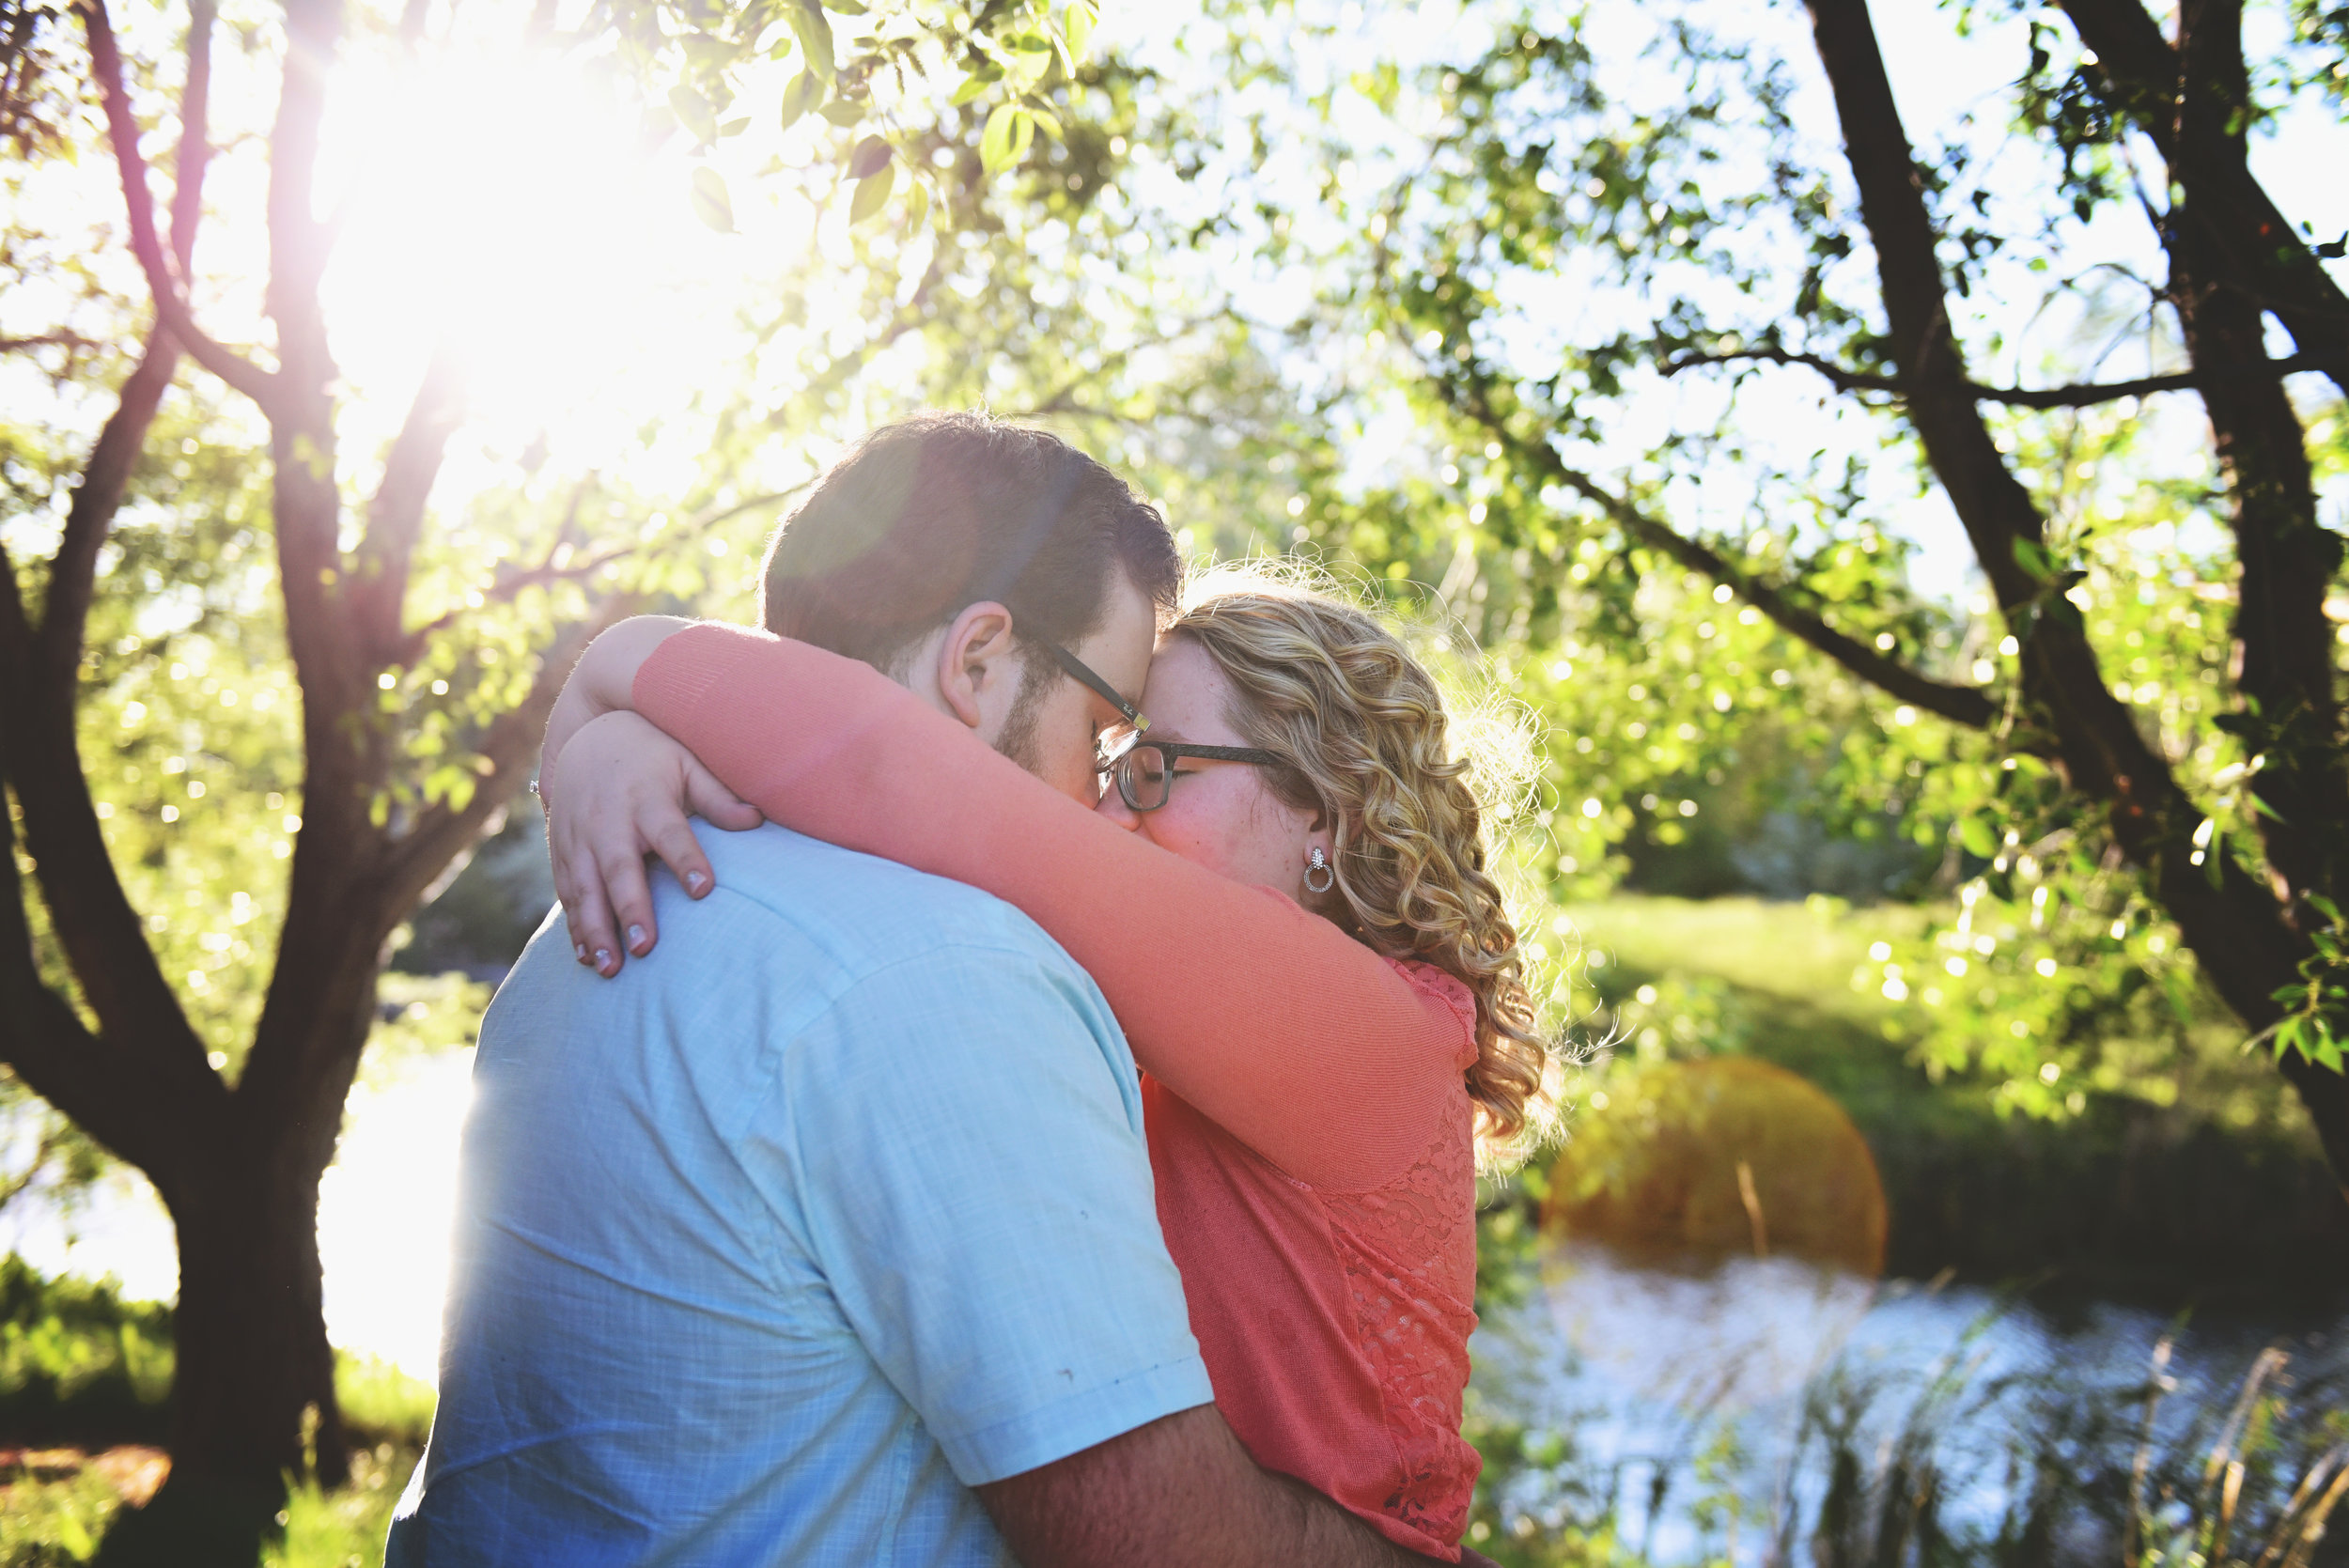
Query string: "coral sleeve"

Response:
xmin=634 ymin=623 xmax=1476 ymax=1191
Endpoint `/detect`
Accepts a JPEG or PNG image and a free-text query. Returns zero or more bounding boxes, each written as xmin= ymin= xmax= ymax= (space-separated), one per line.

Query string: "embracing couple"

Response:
xmin=386 ymin=411 xmax=1548 ymax=1566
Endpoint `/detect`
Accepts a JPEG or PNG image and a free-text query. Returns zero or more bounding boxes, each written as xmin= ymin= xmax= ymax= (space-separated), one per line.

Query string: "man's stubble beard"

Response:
xmin=991 ymin=647 xmax=1059 ymax=780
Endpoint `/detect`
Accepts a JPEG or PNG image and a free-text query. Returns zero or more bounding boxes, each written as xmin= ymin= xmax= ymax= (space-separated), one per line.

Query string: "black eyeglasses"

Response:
xmin=1110 ymin=740 xmax=1285 ymax=813
xmin=1047 ymin=643 xmax=1148 ymax=734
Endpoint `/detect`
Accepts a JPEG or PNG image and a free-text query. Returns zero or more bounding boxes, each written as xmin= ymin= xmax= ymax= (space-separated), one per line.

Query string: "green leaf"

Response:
xmin=788 ymin=0 xmax=835 ymax=83
xmin=849 ymin=161 xmax=895 ymax=224
xmin=1029 ymin=105 xmax=1064 ymax=141
xmin=717 ymin=116 xmax=751 ymax=138
xmin=691 ymin=165 xmax=736 ymax=232
xmin=2273 ymin=1018 xmax=2302 ymax=1061
xmin=980 ymin=102 xmax=1018 ymax=174
xmin=1065 ymin=0 xmax=1097 ymax=62
xmin=2011 ymin=536 xmax=2055 ymax=582
xmin=1006 ymin=30 xmax=1053 ymax=52
xmin=819 ymin=97 xmax=863 ymax=127
xmin=951 ymin=70 xmax=999 ymax=106
xmin=677 ymin=31 xmax=734 ymax=69
xmin=821 ymin=0 xmax=866 ymax=11
xmin=847 ymin=134 xmax=893 ymax=179
xmin=778 ymin=71 xmax=822 ymax=130
xmin=904 ymin=179 xmax=931 ymax=229
xmin=1958 ymin=816 xmax=1998 ymax=859
xmin=669 ymin=85 xmax=718 ymax=145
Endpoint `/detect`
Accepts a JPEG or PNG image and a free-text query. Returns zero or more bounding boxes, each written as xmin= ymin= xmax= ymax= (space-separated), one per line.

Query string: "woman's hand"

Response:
xmin=546 ymin=710 xmax=764 ymax=975
xmin=539 ymin=615 xmax=697 ymax=788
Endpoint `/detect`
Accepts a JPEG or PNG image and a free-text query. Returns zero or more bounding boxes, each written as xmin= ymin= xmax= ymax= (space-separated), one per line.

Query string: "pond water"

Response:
xmin=1474 ymin=1243 xmax=2349 ymax=1563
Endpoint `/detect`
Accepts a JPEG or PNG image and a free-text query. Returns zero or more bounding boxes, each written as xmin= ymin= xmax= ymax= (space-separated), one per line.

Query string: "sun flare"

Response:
xmin=320 ymin=40 xmax=769 ymax=464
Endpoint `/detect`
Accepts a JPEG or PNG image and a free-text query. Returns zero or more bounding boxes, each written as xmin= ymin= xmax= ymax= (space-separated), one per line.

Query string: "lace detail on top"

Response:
xmin=1315 ymin=959 xmax=1482 ymax=1545
xmin=1391 ymin=958 xmax=1482 ymax=1066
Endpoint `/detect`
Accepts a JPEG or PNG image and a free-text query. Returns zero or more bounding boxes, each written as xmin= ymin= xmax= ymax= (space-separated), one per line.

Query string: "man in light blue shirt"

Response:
xmin=390 ymin=416 xmax=1443 ymax=1567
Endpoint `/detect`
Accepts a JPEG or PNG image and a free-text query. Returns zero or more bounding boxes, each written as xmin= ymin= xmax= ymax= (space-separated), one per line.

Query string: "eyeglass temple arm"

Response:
xmin=1050 ymin=644 xmax=1147 ymax=732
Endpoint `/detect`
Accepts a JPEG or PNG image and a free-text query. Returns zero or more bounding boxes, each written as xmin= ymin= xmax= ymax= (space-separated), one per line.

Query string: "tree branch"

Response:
xmin=36 ymin=335 xmax=175 ymax=697
xmin=0 ymin=729 xmax=145 ymax=1168
xmin=386 ymin=595 xmax=639 ymax=915
xmin=2161 ymin=0 xmax=2349 ymax=915
xmin=1 ymin=332 xmax=102 ymax=356
xmin=397 ymin=482 xmax=812 ymax=656
xmin=0 ymin=0 xmax=237 ymax=1188
xmin=2059 ymin=0 xmax=2349 ymax=401
xmin=39 ymin=0 xmax=213 ymax=688
xmin=399 ymin=545 xmax=634 ymax=653
xmin=77 ymin=0 xmax=278 ymax=410
xmin=1662 ymin=346 xmax=2321 ymax=408
xmin=352 ymin=342 xmax=466 ymax=664
xmin=1445 ymin=374 xmax=2001 ymax=730
xmin=1661 ymin=347 xmax=1905 ymax=396
xmin=169 ymin=0 xmax=215 ymax=275
xmin=0 ymin=0 xmax=235 ymax=1157
xmin=0 ymin=542 xmax=226 ymax=1183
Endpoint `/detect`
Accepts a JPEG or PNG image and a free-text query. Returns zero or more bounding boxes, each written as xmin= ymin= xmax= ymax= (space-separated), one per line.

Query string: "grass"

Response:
xmin=0 ymin=1258 xmax=174 ymax=1450
xmin=0 ymin=1259 xmax=432 ymax=1568
xmin=0 ymin=1460 xmax=125 ymax=1566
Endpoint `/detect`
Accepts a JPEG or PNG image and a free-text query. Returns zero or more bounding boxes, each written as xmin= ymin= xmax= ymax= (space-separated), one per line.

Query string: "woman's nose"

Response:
xmin=1094 ymin=785 xmax=1144 ymax=832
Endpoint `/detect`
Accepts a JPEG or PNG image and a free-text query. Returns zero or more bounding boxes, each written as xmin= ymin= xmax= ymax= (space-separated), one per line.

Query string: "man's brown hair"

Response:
xmin=758 ymin=411 xmax=1182 ymax=671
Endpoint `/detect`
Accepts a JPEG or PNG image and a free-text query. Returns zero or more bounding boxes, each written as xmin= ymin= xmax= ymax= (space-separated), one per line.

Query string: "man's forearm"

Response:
xmin=1257 ymin=1464 xmax=1453 ymax=1568
xmin=978 ymin=1404 xmax=1450 ymax=1568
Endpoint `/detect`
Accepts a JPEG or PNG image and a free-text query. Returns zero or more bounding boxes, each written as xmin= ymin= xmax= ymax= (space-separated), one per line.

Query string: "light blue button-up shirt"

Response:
xmin=387 ymin=823 xmax=1212 ymax=1565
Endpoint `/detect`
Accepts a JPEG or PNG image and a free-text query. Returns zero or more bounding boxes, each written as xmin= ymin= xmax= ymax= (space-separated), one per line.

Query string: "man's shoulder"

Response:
xmin=692 ymin=822 xmax=1076 ymax=971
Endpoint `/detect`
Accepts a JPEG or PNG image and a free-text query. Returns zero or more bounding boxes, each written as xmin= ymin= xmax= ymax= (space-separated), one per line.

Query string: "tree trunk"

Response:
xmin=89 ymin=932 xmax=389 ymax=1568
xmin=95 ymin=1137 xmax=345 ymax=1566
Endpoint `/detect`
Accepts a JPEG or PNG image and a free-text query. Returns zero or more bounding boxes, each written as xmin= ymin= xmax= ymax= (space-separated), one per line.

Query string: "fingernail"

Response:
xmin=594 ymin=949 xmax=613 ymax=972
xmin=575 ymin=943 xmax=588 ymax=964
xmin=627 ymin=924 xmax=647 ymax=953
xmin=686 ymin=871 xmax=708 ymax=893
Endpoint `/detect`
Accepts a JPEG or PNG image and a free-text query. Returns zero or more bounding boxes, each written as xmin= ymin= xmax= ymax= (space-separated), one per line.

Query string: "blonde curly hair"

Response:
xmin=1168 ymin=566 xmax=1552 ymax=1155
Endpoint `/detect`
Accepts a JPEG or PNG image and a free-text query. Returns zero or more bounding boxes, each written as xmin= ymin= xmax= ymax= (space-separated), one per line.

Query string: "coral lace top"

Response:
xmin=635 ymin=625 xmax=1483 ymax=1560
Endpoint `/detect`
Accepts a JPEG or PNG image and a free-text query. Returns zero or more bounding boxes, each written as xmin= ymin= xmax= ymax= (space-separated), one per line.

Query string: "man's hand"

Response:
xmin=977 ymin=1404 xmax=1456 ymax=1568
xmin=545 ymin=711 xmax=762 ymax=975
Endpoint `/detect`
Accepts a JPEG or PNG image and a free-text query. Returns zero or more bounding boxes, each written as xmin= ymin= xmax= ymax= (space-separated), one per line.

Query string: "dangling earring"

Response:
xmin=1304 ymin=846 xmax=1335 ymax=894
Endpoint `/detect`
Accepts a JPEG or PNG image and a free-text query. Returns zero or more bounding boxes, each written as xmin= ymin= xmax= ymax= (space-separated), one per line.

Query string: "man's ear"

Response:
xmin=933 ymin=601 xmax=1019 ymax=731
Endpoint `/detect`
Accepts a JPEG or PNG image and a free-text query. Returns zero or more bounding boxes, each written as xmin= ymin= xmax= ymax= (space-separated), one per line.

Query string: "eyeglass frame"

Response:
xmin=1045 ymin=641 xmax=1149 ymax=734
xmin=1108 ymin=739 xmax=1287 ymax=814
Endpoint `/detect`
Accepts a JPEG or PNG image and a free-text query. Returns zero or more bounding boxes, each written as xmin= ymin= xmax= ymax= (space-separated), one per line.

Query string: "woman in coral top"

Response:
xmin=539 ymin=572 xmax=1550 ymax=1562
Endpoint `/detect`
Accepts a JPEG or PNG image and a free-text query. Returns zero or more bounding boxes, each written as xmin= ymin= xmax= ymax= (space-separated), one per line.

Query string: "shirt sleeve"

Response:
xmin=769 ymin=942 xmax=1214 ymax=1486
xmin=637 ymin=623 xmax=1475 ymax=1191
